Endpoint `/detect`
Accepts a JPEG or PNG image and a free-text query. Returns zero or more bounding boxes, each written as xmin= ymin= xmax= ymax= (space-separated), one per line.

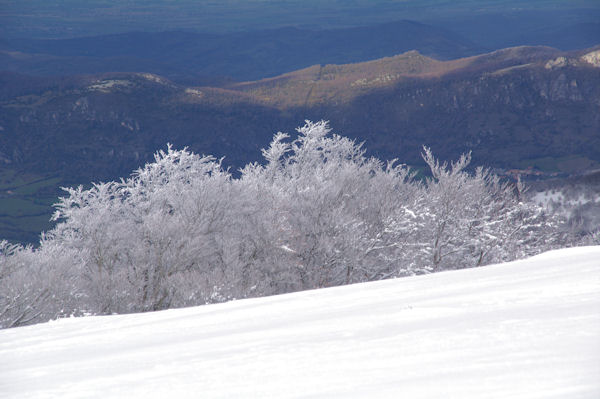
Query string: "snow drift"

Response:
xmin=1 ymin=246 xmax=599 ymax=398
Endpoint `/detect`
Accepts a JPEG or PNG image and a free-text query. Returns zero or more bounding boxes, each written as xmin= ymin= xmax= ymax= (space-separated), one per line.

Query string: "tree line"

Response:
xmin=1 ymin=121 xmax=589 ymax=328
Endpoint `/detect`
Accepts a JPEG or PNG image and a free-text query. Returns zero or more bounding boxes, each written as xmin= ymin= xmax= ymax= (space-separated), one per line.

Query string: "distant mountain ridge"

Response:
xmin=228 ymin=46 xmax=566 ymax=108
xmin=1 ymin=20 xmax=484 ymax=82
xmin=2 ymin=45 xmax=599 ymax=175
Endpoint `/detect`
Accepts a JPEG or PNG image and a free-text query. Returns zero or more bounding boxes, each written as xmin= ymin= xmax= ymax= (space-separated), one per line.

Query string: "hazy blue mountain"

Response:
xmin=427 ymin=7 xmax=600 ymax=51
xmin=2 ymin=21 xmax=483 ymax=82
xmin=2 ymin=0 xmax=598 ymax=40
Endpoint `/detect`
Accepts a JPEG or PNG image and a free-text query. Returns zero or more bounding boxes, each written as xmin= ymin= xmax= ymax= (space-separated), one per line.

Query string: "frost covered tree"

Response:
xmin=0 ymin=239 xmax=79 ymax=328
xmin=0 ymin=120 xmax=573 ymax=328
xmin=0 ymin=241 xmax=42 ymax=328
xmin=416 ymin=147 xmax=565 ymax=272
xmin=240 ymin=121 xmax=417 ymax=287
xmin=49 ymin=146 xmax=238 ymax=313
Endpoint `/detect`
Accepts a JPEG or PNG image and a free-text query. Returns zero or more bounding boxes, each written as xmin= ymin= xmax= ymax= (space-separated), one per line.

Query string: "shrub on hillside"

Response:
xmin=0 ymin=121 xmax=570 ymax=328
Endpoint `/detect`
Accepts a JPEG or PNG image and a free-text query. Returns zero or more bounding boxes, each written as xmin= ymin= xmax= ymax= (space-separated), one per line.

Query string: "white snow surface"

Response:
xmin=1 ymin=246 xmax=599 ymax=398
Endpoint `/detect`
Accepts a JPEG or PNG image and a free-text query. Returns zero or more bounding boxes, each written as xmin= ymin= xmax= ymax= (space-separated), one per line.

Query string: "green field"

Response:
xmin=0 ymin=169 xmax=63 ymax=244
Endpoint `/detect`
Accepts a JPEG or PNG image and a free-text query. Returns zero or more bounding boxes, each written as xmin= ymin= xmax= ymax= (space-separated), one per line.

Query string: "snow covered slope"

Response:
xmin=1 ymin=247 xmax=599 ymax=398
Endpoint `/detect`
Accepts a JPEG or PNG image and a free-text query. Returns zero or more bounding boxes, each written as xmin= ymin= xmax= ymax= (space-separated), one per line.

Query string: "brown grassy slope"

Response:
xmin=224 ymin=46 xmax=571 ymax=108
xmin=229 ymin=51 xmax=447 ymax=108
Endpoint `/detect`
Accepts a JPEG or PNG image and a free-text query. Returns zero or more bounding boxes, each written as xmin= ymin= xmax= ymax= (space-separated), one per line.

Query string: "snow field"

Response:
xmin=1 ymin=246 xmax=599 ymax=398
